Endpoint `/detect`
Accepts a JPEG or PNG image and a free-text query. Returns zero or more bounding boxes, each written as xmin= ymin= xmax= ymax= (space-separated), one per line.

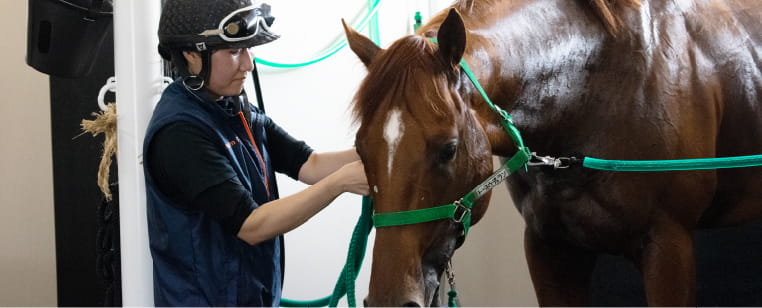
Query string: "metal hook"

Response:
xmin=446 ymin=260 xmax=456 ymax=289
xmin=528 ymin=152 xmax=573 ymax=169
xmin=451 ymin=200 xmax=471 ymax=223
xmin=97 ymin=77 xmax=116 ymax=111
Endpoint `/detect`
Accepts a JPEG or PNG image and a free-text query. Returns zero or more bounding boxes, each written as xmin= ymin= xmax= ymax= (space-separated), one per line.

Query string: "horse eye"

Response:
xmin=437 ymin=142 xmax=458 ymax=163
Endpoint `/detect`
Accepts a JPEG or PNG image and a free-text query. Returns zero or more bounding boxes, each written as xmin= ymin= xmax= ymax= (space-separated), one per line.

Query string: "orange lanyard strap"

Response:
xmin=237 ymin=111 xmax=270 ymax=197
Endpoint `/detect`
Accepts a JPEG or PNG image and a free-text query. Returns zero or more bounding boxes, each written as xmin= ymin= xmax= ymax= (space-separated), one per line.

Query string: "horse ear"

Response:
xmin=342 ymin=19 xmax=381 ymax=67
xmin=437 ymin=9 xmax=467 ymax=68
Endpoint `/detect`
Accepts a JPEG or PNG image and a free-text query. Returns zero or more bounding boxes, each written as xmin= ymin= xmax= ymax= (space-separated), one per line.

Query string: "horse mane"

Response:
xmin=584 ymin=0 xmax=642 ymax=35
xmin=351 ymin=36 xmax=452 ymax=126
xmin=443 ymin=0 xmax=642 ymax=36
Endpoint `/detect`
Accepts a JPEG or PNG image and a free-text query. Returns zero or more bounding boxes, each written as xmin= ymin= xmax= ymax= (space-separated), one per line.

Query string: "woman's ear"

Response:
xmin=183 ymin=51 xmax=202 ymax=75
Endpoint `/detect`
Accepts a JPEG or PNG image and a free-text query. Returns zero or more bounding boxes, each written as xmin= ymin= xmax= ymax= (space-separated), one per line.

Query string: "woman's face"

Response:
xmin=184 ymin=47 xmax=255 ymax=97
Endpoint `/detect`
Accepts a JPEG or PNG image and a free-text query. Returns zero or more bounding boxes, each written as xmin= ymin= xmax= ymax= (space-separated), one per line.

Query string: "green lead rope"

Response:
xmin=583 ymin=154 xmax=762 ymax=171
xmin=280 ymin=197 xmax=373 ymax=307
xmin=329 ymin=196 xmax=373 ymax=307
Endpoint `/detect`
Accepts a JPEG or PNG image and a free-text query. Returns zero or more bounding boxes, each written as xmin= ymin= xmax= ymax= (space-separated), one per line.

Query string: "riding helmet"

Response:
xmin=158 ymin=0 xmax=279 ymax=59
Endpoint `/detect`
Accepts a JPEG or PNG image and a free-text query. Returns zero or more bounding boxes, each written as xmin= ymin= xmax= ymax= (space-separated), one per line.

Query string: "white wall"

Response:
xmin=0 ymin=1 xmax=57 ymax=306
xmin=254 ymin=0 xmax=536 ymax=306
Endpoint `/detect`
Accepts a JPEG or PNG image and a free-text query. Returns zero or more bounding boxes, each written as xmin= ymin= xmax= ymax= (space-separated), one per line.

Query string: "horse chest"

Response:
xmin=507 ymin=168 xmax=646 ymax=253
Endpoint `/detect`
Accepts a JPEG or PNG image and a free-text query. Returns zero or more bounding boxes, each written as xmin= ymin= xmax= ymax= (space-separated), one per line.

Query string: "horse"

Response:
xmin=342 ymin=0 xmax=762 ymax=306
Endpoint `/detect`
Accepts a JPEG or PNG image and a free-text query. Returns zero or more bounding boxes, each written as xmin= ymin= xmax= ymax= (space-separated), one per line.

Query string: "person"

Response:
xmin=143 ymin=0 xmax=369 ymax=306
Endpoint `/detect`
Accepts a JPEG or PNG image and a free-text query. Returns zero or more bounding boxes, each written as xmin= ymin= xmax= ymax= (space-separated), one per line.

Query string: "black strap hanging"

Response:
xmin=251 ymin=61 xmax=266 ymax=113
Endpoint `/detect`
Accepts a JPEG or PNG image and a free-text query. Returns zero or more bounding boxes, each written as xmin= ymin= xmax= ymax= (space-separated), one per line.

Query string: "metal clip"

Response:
xmin=555 ymin=157 xmax=572 ymax=169
xmin=446 ymin=260 xmax=456 ymax=289
xmin=527 ymin=152 xmax=555 ymax=167
xmin=497 ymin=109 xmax=514 ymax=125
xmin=528 ymin=152 xmax=572 ymax=169
xmin=452 ymin=200 xmax=471 ymax=223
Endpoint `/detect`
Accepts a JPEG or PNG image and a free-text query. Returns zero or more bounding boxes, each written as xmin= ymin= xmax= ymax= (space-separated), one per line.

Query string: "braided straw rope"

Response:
xmin=81 ymin=102 xmax=118 ymax=201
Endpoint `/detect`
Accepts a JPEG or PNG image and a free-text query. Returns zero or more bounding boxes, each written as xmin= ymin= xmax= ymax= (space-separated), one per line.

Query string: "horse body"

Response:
xmin=345 ymin=0 xmax=762 ymax=306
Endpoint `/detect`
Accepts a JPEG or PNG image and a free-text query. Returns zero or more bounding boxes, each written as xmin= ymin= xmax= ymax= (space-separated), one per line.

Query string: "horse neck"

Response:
xmin=458 ymin=0 xmax=616 ymax=155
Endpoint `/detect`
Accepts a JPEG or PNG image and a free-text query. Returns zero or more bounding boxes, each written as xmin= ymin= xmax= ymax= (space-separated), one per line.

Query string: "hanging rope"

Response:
xmin=80 ymin=102 xmax=118 ymax=201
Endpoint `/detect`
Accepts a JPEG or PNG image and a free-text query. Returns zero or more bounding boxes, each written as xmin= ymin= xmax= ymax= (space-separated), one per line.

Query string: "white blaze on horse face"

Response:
xmin=383 ymin=108 xmax=405 ymax=175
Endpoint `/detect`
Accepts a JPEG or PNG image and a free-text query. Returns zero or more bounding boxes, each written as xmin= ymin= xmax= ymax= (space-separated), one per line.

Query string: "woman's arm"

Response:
xmin=237 ymin=160 xmax=368 ymax=245
xmin=297 ymin=148 xmax=361 ymax=184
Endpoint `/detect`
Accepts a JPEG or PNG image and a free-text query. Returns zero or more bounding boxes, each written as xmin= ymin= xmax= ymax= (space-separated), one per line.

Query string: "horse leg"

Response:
xmin=639 ymin=217 xmax=696 ymax=306
xmin=524 ymin=228 xmax=596 ymax=306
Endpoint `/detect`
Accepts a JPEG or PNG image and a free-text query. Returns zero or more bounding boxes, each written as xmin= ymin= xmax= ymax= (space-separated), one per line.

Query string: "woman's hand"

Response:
xmin=333 ymin=160 xmax=369 ymax=195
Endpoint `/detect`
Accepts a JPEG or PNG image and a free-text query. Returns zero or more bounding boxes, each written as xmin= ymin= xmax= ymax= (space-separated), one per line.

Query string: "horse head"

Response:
xmin=344 ymin=9 xmax=496 ymax=307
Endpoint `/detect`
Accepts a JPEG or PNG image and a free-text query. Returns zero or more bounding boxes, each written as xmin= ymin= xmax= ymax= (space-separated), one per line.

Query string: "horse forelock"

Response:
xmin=351 ymin=36 xmax=454 ymax=129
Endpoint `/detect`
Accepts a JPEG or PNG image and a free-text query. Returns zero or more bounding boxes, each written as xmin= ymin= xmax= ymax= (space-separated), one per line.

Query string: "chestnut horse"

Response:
xmin=343 ymin=0 xmax=762 ymax=306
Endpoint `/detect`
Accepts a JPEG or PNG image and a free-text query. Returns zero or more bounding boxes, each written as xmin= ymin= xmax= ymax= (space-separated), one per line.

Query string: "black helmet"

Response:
xmin=158 ymin=0 xmax=279 ymax=57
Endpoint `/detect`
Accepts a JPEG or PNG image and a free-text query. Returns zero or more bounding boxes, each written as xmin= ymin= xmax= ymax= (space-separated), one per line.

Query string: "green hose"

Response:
xmin=255 ymin=0 xmax=382 ymax=68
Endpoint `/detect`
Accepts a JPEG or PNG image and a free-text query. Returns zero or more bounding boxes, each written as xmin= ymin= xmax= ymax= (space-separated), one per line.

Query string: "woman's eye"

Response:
xmin=230 ymin=49 xmax=242 ymax=55
xmin=438 ymin=142 xmax=457 ymax=163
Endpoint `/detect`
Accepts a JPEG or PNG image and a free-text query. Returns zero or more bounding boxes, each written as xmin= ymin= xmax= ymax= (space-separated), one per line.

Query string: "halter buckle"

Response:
xmin=452 ymin=200 xmax=471 ymax=223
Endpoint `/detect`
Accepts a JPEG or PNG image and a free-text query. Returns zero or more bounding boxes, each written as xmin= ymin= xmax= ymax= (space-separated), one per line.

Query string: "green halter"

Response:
xmin=372 ymin=38 xmax=531 ymax=237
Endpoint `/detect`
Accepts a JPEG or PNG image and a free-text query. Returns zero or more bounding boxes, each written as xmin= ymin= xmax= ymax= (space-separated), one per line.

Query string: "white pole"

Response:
xmin=114 ymin=0 xmax=163 ymax=306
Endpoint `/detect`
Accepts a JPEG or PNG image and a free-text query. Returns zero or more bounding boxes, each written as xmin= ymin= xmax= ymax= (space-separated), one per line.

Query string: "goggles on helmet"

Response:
xmin=198 ymin=5 xmax=272 ymax=42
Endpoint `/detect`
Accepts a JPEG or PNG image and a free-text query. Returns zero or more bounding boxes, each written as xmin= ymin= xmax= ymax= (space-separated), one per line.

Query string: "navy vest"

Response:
xmin=143 ymin=80 xmax=282 ymax=306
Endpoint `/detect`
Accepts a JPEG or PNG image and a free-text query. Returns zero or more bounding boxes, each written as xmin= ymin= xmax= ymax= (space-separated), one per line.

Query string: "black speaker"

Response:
xmin=26 ymin=0 xmax=113 ymax=78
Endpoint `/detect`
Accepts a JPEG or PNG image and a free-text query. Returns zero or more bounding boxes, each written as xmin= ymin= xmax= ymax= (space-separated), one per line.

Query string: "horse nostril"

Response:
xmin=363 ymin=299 xmax=368 ymax=307
xmin=402 ymin=301 xmax=422 ymax=307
